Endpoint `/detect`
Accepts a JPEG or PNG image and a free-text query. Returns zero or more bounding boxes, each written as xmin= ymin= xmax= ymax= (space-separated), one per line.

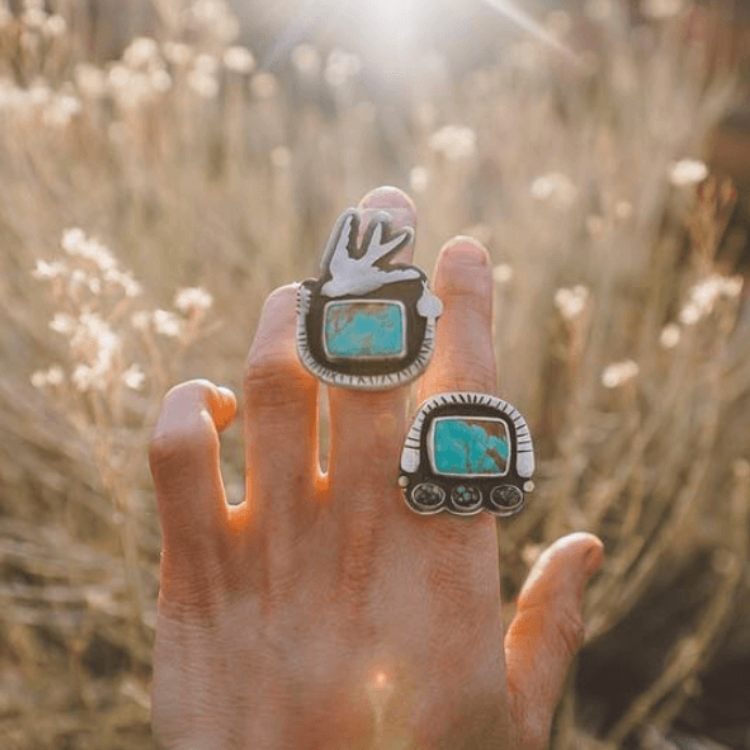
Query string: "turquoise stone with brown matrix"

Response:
xmin=324 ymin=301 xmax=406 ymax=359
xmin=432 ymin=418 xmax=509 ymax=475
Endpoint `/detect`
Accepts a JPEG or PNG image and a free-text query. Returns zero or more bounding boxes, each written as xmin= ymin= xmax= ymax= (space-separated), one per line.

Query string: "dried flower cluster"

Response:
xmin=31 ymin=229 xmax=214 ymax=395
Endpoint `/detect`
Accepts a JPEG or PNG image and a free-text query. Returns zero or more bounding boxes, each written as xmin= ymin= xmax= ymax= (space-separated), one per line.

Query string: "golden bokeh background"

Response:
xmin=0 ymin=0 xmax=749 ymax=748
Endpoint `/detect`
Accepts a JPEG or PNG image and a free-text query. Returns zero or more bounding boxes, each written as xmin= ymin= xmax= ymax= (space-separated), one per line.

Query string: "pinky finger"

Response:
xmin=149 ymin=380 xmax=237 ymax=603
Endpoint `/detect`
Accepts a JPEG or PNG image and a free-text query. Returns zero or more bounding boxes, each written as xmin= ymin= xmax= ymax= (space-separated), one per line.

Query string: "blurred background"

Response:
xmin=1 ymin=0 xmax=749 ymax=748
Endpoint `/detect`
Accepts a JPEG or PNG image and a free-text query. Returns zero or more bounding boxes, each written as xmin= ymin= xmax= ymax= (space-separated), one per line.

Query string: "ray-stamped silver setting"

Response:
xmin=399 ymin=392 xmax=535 ymax=517
xmin=296 ymin=207 xmax=443 ymax=390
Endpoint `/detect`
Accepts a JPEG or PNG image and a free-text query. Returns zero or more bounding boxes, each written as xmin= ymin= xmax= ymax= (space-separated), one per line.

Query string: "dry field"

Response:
xmin=0 ymin=0 xmax=749 ymax=748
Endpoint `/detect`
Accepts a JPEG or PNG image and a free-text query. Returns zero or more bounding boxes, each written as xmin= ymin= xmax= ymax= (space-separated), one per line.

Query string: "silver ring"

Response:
xmin=399 ymin=393 xmax=535 ymax=517
xmin=296 ymin=207 xmax=443 ymax=390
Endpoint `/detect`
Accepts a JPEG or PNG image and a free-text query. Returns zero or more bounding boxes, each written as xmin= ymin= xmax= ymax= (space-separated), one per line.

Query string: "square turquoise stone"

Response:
xmin=324 ymin=301 xmax=406 ymax=359
xmin=431 ymin=418 xmax=509 ymax=476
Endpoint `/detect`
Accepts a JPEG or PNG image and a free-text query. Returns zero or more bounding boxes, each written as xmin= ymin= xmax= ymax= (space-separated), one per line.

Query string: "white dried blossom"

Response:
xmin=61 ymin=229 xmax=118 ymax=273
xmin=150 ymin=69 xmax=173 ymax=94
xmin=224 ymin=46 xmax=255 ymax=74
xmin=291 ymin=44 xmax=321 ymax=77
xmin=492 ymin=264 xmax=514 ymax=284
xmin=641 ymin=0 xmax=683 ymax=18
xmin=131 ymin=311 xmax=151 ymax=331
xmin=69 ymin=268 xmax=87 ymax=291
xmin=174 ymin=287 xmax=214 ymax=313
xmin=679 ymin=274 xmax=743 ymax=325
xmin=69 ymin=311 xmax=121 ymax=392
xmin=104 ymin=268 xmax=142 ymax=297
xmin=32 ymin=259 xmax=68 ymax=280
xmin=75 ymin=64 xmax=107 ymax=99
xmin=659 ymin=323 xmax=681 ymax=349
xmin=44 ymin=14 xmax=67 ymax=38
xmin=153 ymin=310 xmax=183 ymax=338
xmin=49 ymin=313 xmax=76 ymax=335
xmin=22 ymin=7 xmax=47 ymax=29
xmin=31 ymin=365 xmax=64 ymax=388
xmin=554 ymin=285 xmax=590 ymax=320
xmin=601 ymin=359 xmax=639 ymax=389
xmin=324 ymin=49 xmax=361 ymax=88
xmin=122 ymin=363 xmax=146 ymax=391
xmin=521 ymin=543 xmax=543 ymax=567
xmin=61 ymin=227 xmax=86 ymax=253
xmin=163 ymin=42 xmax=192 ymax=67
xmin=43 ymin=94 xmax=82 ymax=128
xmin=187 ymin=69 xmax=219 ymax=99
xmin=46 ymin=365 xmax=65 ymax=385
xmin=409 ymin=166 xmax=430 ymax=194
xmin=186 ymin=0 xmax=240 ymax=44
xmin=71 ymin=364 xmax=95 ymax=392
xmin=124 ymin=37 xmax=160 ymax=70
xmin=428 ymin=125 xmax=477 ymax=161
xmin=531 ymin=173 xmax=578 ymax=208
xmin=669 ymin=159 xmax=708 ymax=187
xmin=29 ymin=83 xmax=52 ymax=106
xmin=107 ymin=63 xmax=131 ymax=90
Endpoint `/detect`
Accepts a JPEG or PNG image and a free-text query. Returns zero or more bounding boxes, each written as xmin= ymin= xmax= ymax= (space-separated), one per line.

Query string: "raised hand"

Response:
xmin=149 ymin=187 xmax=603 ymax=750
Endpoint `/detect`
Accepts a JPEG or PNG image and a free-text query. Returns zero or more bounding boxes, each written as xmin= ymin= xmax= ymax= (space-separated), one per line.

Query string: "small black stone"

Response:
xmin=412 ymin=483 xmax=444 ymax=507
xmin=490 ymin=485 xmax=523 ymax=510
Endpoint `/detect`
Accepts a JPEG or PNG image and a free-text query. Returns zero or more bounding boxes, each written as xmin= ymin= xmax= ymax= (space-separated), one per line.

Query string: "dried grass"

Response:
xmin=0 ymin=0 xmax=748 ymax=748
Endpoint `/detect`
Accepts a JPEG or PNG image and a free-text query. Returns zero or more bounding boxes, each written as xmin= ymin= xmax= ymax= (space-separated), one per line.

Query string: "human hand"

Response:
xmin=148 ymin=186 xmax=604 ymax=750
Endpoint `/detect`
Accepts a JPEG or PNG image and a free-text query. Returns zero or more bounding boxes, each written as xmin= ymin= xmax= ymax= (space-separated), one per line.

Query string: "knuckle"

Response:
xmin=244 ymin=354 xmax=314 ymax=408
xmin=428 ymin=350 xmax=497 ymax=394
xmin=149 ymin=412 xmax=217 ymax=470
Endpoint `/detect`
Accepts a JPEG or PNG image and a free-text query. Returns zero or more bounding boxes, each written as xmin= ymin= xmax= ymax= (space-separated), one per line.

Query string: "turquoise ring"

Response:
xmin=399 ymin=393 xmax=535 ymax=517
xmin=296 ymin=207 xmax=443 ymax=390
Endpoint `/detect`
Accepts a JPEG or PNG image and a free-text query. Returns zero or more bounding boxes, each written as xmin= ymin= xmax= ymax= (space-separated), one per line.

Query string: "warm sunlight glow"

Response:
xmin=360 ymin=0 xmax=423 ymax=47
xmin=373 ymin=670 xmax=388 ymax=689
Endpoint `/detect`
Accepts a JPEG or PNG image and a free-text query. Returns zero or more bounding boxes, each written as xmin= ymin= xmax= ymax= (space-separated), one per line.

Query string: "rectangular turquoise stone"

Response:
xmin=324 ymin=301 xmax=406 ymax=359
xmin=431 ymin=418 xmax=509 ymax=476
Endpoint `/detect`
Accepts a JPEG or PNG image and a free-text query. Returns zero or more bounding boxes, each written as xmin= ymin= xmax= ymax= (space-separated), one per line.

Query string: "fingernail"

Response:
xmin=359 ymin=185 xmax=416 ymax=213
xmin=441 ymin=237 xmax=490 ymax=267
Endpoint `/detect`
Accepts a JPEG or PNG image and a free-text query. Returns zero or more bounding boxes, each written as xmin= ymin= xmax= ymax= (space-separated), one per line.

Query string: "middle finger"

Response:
xmin=327 ymin=187 xmax=418 ymax=508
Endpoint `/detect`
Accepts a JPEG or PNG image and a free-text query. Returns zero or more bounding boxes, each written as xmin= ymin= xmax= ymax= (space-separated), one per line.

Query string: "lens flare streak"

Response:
xmin=477 ymin=0 xmax=577 ymax=59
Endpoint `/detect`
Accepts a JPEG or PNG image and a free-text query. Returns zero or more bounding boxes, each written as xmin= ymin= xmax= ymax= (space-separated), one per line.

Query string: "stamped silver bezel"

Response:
xmin=297 ymin=284 xmax=437 ymax=391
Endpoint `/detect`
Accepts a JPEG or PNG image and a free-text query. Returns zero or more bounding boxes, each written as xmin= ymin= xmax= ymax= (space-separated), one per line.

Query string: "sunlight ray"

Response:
xmin=476 ymin=0 xmax=577 ymax=59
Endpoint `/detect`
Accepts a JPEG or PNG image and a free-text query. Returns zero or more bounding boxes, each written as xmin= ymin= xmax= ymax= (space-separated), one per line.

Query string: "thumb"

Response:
xmin=504 ymin=532 xmax=604 ymax=749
